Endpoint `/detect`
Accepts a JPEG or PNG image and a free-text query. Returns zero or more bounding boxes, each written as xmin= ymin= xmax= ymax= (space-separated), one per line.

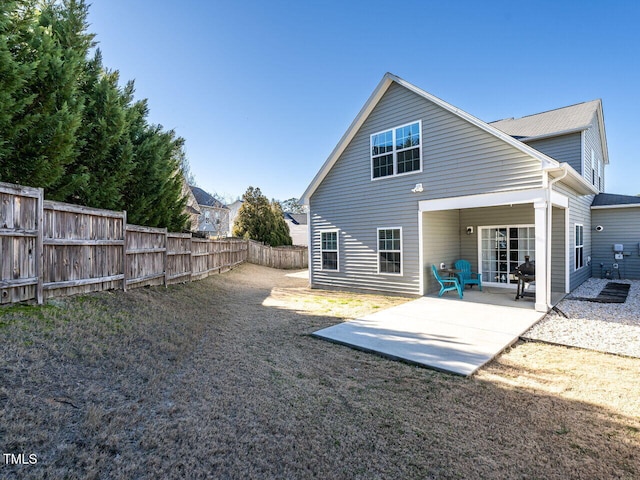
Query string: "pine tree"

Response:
xmin=0 ymin=0 xmax=90 ymax=193
xmin=234 ymin=187 xmax=292 ymax=246
xmin=0 ymin=1 xmax=37 ymax=170
xmin=0 ymin=0 xmax=189 ymax=231
xmin=270 ymin=200 xmax=293 ymax=246
xmin=122 ymin=100 xmax=188 ymax=230
xmin=63 ymin=51 xmax=135 ymax=209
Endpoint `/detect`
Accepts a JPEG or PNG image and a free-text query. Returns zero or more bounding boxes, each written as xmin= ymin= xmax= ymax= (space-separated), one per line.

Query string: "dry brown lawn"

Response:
xmin=1 ymin=263 xmax=639 ymax=479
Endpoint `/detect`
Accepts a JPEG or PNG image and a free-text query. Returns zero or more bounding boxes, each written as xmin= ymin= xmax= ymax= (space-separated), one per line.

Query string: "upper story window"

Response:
xmin=590 ymin=149 xmax=603 ymax=192
xmin=371 ymin=121 xmax=422 ymax=180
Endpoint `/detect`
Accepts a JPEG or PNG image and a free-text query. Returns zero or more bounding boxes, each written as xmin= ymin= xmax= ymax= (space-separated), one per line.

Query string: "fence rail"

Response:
xmin=0 ymin=181 xmax=306 ymax=305
xmin=0 ymin=182 xmax=248 ymax=305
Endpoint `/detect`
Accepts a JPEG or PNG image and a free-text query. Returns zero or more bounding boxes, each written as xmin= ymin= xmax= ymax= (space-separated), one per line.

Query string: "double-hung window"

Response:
xmin=378 ymin=228 xmax=402 ymax=275
xmin=575 ymin=224 xmax=584 ymax=270
xmin=320 ymin=230 xmax=338 ymax=271
xmin=371 ymin=121 xmax=421 ymax=179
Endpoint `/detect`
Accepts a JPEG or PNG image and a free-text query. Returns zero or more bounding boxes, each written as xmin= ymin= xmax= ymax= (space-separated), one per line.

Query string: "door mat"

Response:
xmin=567 ymin=282 xmax=630 ymax=303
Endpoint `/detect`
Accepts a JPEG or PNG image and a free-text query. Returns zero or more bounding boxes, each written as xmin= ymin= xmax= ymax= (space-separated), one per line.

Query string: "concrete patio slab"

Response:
xmin=312 ymin=293 xmax=546 ymax=376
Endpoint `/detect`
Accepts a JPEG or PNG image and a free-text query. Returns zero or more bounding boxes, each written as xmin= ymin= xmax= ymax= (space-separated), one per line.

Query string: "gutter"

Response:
xmin=545 ymin=164 xmax=569 ymax=309
xmin=591 ymin=203 xmax=640 ymax=210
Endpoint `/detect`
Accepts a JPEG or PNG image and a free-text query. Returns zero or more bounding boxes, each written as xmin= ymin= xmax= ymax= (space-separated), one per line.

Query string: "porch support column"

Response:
xmin=534 ymin=201 xmax=549 ymax=312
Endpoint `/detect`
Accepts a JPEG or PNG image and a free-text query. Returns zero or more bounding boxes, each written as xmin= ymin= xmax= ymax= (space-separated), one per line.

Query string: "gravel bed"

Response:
xmin=524 ymin=278 xmax=640 ymax=358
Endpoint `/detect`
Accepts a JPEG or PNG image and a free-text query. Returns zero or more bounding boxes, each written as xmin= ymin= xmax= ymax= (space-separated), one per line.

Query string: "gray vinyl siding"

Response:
xmin=526 ymin=133 xmax=582 ymax=173
xmin=459 ymin=204 xmax=534 ymax=263
xmin=309 ymin=207 xmax=420 ymax=295
xmin=553 ymin=182 xmax=594 ymax=290
xmin=551 ymin=206 xmax=566 ymax=293
xmin=591 ymin=207 xmax=640 ymax=279
xmin=309 ymin=82 xmax=545 ymax=295
xmin=422 ymin=210 xmax=460 ymax=295
xmin=461 ymin=205 xmax=565 ymax=293
xmin=583 ymin=115 xmax=605 ymax=192
xmin=459 ymin=204 xmax=534 ymax=287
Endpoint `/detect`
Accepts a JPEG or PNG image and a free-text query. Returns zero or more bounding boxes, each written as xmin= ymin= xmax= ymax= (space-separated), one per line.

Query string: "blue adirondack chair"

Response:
xmin=431 ymin=265 xmax=463 ymax=299
xmin=454 ymin=259 xmax=482 ymax=291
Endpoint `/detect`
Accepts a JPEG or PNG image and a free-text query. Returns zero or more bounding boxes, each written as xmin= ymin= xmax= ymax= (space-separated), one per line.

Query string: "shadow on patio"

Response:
xmin=312 ymin=287 xmax=563 ymax=376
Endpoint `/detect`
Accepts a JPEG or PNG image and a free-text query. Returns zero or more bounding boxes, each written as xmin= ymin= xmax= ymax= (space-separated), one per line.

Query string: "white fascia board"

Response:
xmin=417 ymin=188 xmax=568 ymax=211
xmin=591 ymin=203 xmax=640 ymax=210
xmin=418 ymin=189 xmax=549 ymax=212
xmin=596 ymin=102 xmax=610 ymax=164
xmin=546 ymin=163 xmax=599 ymax=195
xmin=550 ymin=190 xmax=569 ymax=208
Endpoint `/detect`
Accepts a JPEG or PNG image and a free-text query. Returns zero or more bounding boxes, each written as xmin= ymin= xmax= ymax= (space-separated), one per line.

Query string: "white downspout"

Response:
xmin=546 ymin=165 xmax=569 ymax=308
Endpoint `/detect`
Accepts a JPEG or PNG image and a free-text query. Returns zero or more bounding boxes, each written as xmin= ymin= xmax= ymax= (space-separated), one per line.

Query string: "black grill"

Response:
xmin=514 ymin=256 xmax=535 ymax=300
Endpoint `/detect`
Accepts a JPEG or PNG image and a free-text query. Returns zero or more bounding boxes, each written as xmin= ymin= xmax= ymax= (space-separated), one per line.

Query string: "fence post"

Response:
xmin=163 ymin=228 xmax=168 ymax=287
xmin=188 ymin=233 xmax=193 ymax=282
xmin=122 ymin=211 xmax=128 ymax=292
xmin=35 ymin=187 xmax=44 ymax=304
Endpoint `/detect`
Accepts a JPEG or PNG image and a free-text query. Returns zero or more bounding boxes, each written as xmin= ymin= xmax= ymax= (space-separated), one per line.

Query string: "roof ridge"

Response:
xmin=491 ymin=99 xmax=600 ymax=124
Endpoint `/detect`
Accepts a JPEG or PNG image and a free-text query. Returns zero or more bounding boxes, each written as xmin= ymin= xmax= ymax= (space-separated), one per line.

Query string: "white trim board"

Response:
xmin=418 ymin=188 xmax=568 ymax=212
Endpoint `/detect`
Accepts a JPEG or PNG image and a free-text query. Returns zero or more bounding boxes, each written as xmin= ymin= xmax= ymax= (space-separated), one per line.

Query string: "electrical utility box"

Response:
xmin=613 ymin=244 xmax=624 ymax=252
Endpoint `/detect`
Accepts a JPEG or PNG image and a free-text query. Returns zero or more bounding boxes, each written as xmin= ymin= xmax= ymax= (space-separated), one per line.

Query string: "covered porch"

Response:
xmin=418 ymin=188 xmax=570 ymax=313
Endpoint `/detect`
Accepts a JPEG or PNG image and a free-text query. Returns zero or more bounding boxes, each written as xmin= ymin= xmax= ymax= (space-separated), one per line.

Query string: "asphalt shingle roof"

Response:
xmin=592 ymin=193 xmax=640 ymax=207
xmin=489 ymin=100 xmax=600 ymax=139
xmin=190 ymin=186 xmax=227 ymax=208
xmin=284 ymin=213 xmax=308 ymax=225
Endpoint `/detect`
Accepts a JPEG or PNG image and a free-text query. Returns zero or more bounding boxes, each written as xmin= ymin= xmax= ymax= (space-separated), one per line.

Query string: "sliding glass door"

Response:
xmin=480 ymin=226 xmax=535 ymax=286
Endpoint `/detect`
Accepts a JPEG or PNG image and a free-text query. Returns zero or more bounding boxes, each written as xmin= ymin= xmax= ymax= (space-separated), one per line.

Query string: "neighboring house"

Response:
xmin=182 ymin=181 xmax=202 ymax=231
xmin=190 ymin=186 xmax=230 ymax=238
xmin=284 ymin=212 xmax=309 ymax=246
xmin=227 ymin=199 xmax=243 ymax=237
xmin=301 ymin=72 xmax=621 ymax=313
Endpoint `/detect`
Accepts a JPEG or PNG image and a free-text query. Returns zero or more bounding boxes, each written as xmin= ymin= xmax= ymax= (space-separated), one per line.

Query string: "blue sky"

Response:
xmin=88 ymin=0 xmax=640 ymax=202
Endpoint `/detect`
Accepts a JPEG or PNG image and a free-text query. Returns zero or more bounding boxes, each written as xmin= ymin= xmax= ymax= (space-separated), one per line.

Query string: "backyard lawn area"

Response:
xmin=1 ymin=263 xmax=639 ymax=479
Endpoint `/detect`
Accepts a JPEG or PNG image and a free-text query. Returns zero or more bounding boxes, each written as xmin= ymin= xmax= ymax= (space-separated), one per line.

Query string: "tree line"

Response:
xmin=0 ymin=0 xmax=188 ymax=231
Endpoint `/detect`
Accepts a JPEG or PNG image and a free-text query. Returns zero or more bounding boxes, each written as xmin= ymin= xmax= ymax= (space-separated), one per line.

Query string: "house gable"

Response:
xmin=490 ymin=100 xmax=608 ymax=191
xmin=302 ymin=73 xmax=564 ymax=205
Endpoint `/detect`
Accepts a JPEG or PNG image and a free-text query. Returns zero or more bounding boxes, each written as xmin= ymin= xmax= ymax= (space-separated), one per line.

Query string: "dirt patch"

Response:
xmin=1 ymin=263 xmax=639 ymax=479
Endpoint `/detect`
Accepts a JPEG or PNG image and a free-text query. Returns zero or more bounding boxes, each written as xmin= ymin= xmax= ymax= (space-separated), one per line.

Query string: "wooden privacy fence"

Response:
xmin=248 ymin=240 xmax=308 ymax=270
xmin=1 ymin=181 xmax=308 ymax=306
xmin=0 ymin=181 xmax=248 ymax=305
